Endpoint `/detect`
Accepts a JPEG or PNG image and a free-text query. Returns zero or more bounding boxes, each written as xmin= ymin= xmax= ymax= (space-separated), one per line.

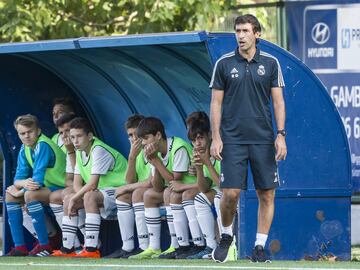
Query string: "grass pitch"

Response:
xmin=0 ymin=257 xmax=359 ymax=270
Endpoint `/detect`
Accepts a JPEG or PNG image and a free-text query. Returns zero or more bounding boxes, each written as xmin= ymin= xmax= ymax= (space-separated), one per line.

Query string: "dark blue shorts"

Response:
xmin=220 ymin=144 xmax=279 ymax=190
xmin=47 ymin=186 xmax=64 ymax=192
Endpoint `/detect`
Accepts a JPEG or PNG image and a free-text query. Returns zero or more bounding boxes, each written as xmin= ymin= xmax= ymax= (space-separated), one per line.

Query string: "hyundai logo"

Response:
xmin=311 ymin=22 xmax=330 ymax=45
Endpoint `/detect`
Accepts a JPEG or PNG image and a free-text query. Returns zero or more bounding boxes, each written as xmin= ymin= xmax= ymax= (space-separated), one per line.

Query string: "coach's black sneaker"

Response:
xmin=251 ymin=245 xmax=271 ymax=263
xmin=176 ymin=245 xmax=205 ymax=259
xmin=212 ymin=234 xmax=233 ymax=263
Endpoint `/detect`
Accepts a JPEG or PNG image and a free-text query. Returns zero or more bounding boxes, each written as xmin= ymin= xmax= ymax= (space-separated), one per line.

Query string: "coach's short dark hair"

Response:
xmin=125 ymin=114 xmax=145 ymax=130
xmin=53 ymin=97 xmax=75 ymax=113
xmin=55 ymin=113 xmax=76 ymax=128
xmin=234 ymin=14 xmax=261 ymax=33
xmin=69 ymin=117 xmax=93 ymax=134
xmin=137 ymin=117 xmax=166 ymax=140
xmin=186 ymin=111 xmax=210 ymax=141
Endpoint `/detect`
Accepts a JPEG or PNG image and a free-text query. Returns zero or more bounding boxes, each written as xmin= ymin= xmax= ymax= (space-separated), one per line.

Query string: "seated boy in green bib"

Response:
xmin=129 ymin=117 xmax=202 ymax=260
xmin=5 ymin=114 xmax=66 ymax=257
xmin=63 ymin=117 xmax=127 ymax=258
xmin=106 ymin=115 xmax=152 ymax=259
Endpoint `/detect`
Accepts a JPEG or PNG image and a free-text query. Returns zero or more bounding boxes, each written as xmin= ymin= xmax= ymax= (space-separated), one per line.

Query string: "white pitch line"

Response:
xmin=0 ymin=263 xmax=358 ymax=270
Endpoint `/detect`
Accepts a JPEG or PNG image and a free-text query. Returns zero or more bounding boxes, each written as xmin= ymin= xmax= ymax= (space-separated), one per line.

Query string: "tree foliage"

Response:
xmin=0 ymin=0 xmax=232 ymax=42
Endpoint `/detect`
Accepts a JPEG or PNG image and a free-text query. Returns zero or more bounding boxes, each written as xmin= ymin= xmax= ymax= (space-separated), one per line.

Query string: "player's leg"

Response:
xmin=189 ymin=190 xmax=217 ymax=259
xmin=115 ymin=190 xmax=135 ymax=257
xmin=129 ymin=187 xmax=163 ymax=259
xmin=5 ymin=190 xmax=27 ymax=256
xmin=24 ymin=188 xmax=53 ymax=256
xmin=178 ymin=188 xmax=205 ymax=259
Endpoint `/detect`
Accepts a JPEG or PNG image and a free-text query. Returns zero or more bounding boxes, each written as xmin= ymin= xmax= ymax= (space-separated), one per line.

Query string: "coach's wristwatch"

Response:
xmin=277 ymin=129 xmax=286 ymax=137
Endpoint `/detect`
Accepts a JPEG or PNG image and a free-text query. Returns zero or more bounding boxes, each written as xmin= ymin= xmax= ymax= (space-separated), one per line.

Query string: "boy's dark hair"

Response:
xmin=125 ymin=114 xmax=145 ymax=130
xmin=53 ymin=97 xmax=75 ymax=113
xmin=55 ymin=113 xmax=77 ymax=128
xmin=186 ymin=111 xmax=210 ymax=141
xmin=69 ymin=117 xmax=93 ymax=134
xmin=234 ymin=14 xmax=261 ymax=33
xmin=137 ymin=117 xmax=166 ymax=139
xmin=14 ymin=114 xmax=39 ymax=129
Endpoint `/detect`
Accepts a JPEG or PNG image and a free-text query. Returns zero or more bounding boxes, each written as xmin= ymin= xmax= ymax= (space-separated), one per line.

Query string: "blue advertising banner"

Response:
xmin=286 ymin=0 xmax=360 ymax=192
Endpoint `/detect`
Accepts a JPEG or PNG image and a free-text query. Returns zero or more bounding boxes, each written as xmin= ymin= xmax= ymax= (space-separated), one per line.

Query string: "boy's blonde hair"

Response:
xmin=14 ymin=114 xmax=39 ymax=129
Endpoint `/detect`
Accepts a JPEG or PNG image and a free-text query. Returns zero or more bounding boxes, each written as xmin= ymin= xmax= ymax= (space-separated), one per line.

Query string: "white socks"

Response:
xmin=194 ymin=193 xmax=217 ymax=249
xmin=85 ymin=213 xmax=101 ymax=248
xmin=171 ymin=204 xmax=189 ymax=247
xmin=78 ymin=208 xmax=86 ymax=236
xmin=255 ymin=233 xmax=268 ymax=248
xmin=116 ymin=200 xmax=135 ymax=252
xmin=165 ymin=206 xmax=179 ymax=249
xmin=214 ymin=192 xmax=222 ymax=234
xmin=134 ymin=203 xmax=149 ymax=250
xmin=62 ymin=216 xmax=78 ymax=249
xmin=145 ymin=207 xmax=161 ymax=250
xmin=222 ymin=224 xmax=233 ymax=236
xmin=50 ymin=203 xmax=64 ymax=228
xmin=183 ymin=200 xmax=205 ymax=246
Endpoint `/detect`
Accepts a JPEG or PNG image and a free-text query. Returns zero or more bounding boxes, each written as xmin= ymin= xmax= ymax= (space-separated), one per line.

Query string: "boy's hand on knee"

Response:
xmin=68 ymin=197 xmax=78 ymax=217
xmin=169 ymin=181 xmax=185 ymax=193
xmin=6 ymin=185 xmax=24 ymax=197
xmin=24 ymin=178 xmax=40 ymax=190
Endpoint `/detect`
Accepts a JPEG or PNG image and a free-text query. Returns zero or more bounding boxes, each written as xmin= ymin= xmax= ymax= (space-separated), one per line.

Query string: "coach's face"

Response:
xmin=192 ymin=133 xmax=210 ymax=153
xmin=235 ymin=23 xmax=260 ymax=52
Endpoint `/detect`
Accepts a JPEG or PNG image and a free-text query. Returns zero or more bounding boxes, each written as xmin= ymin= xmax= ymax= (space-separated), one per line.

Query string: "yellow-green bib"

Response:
xmin=76 ymin=137 xmax=127 ymax=189
xmin=51 ymin=133 xmax=66 ymax=153
xmin=135 ymin=149 xmax=151 ymax=182
xmin=25 ymin=134 xmax=66 ymax=187
xmin=166 ymin=137 xmax=196 ymax=184
xmin=203 ymin=158 xmax=221 ymax=188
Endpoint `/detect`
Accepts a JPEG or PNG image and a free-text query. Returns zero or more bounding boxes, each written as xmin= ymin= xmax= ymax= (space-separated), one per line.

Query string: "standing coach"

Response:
xmin=210 ymin=14 xmax=287 ymax=263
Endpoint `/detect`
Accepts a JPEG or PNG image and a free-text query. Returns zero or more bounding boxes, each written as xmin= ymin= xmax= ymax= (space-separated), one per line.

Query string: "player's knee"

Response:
xmin=143 ymin=188 xmax=157 ymax=203
xmin=24 ymin=190 xmax=40 ymax=203
xmin=170 ymin=191 xmax=182 ymax=204
xmin=222 ymin=189 xmax=240 ymax=205
xmin=83 ymin=190 xmax=98 ymax=206
xmin=5 ymin=192 xmax=18 ymax=203
xmin=117 ymin=193 xmax=131 ymax=203
xmin=132 ymin=188 xmax=144 ymax=203
xmin=49 ymin=191 xmax=62 ymax=204
xmin=182 ymin=189 xmax=196 ymax=201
